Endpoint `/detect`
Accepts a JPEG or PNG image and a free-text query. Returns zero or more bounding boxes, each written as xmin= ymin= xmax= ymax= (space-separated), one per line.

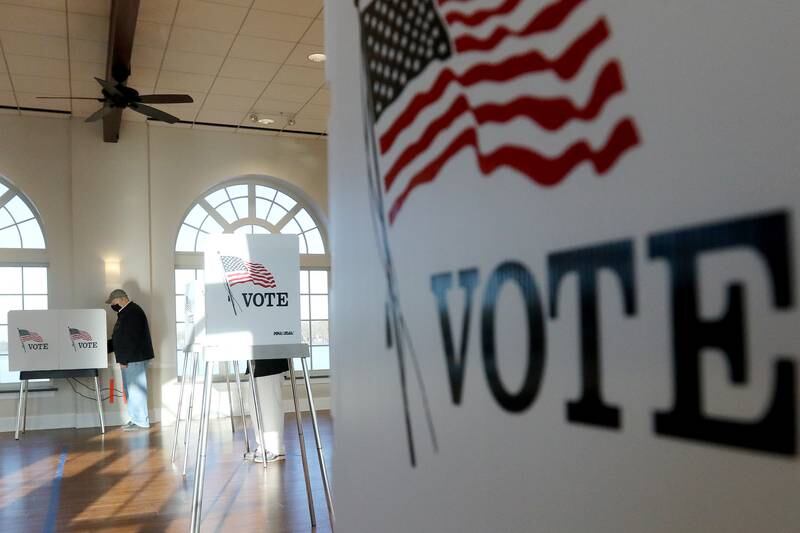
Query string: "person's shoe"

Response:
xmin=120 ymin=421 xmax=135 ymax=430
xmin=252 ymin=449 xmax=285 ymax=463
xmin=123 ymin=423 xmax=149 ymax=431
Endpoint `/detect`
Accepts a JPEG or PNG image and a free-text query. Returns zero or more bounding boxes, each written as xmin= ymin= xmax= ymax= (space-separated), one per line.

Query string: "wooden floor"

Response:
xmin=0 ymin=413 xmax=333 ymax=532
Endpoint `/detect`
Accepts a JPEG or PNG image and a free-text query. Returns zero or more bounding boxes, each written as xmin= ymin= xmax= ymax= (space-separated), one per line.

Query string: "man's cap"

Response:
xmin=105 ymin=289 xmax=128 ymax=304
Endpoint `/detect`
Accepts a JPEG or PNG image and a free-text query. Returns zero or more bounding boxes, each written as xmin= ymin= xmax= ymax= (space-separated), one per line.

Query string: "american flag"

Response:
xmin=69 ymin=327 xmax=93 ymax=342
xmin=357 ymin=0 xmax=641 ymax=224
xmin=220 ymin=256 xmax=277 ymax=289
xmin=18 ymin=329 xmax=44 ymax=343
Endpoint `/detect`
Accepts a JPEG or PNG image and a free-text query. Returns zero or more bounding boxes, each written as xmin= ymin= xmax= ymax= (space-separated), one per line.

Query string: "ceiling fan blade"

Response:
xmin=129 ymin=102 xmax=180 ymax=124
xmin=94 ymin=77 xmax=122 ymax=97
xmin=138 ymin=94 xmax=193 ymax=104
xmin=85 ymin=104 xmax=114 ymax=123
xmin=37 ymin=96 xmax=104 ymax=100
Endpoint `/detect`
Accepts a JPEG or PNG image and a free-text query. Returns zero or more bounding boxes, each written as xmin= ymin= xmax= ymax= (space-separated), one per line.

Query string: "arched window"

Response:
xmin=174 ymin=177 xmax=331 ymax=373
xmin=0 ymin=177 xmax=48 ymax=386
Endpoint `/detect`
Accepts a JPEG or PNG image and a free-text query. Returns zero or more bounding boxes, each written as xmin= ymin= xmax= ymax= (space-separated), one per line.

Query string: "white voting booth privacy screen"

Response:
xmin=328 ymin=1 xmax=800 ymax=532
xmin=202 ymin=234 xmax=302 ymax=360
xmin=8 ymin=310 xmax=108 ymax=371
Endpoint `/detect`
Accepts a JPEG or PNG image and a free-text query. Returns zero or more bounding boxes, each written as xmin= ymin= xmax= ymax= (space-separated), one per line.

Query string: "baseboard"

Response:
xmin=0 ymin=408 xmax=161 ymax=434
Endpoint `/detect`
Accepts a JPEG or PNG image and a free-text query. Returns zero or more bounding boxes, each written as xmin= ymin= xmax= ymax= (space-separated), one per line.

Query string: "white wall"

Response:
xmin=0 ymin=113 xmax=329 ymax=430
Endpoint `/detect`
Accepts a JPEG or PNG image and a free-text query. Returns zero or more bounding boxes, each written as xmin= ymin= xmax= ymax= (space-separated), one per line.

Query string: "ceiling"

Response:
xmin=0 ymin=0 xmax=329 ymax=135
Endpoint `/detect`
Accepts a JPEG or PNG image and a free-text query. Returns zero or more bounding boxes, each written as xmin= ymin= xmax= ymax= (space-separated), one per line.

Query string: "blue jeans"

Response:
xmin=122 ymin=361 xmax=150 ymax=427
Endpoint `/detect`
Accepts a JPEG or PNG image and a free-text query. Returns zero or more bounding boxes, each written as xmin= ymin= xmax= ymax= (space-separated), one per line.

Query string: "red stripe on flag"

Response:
xmin=387 ymin=118 xmax=640 ymax=224
xmin=454 ymin=0 xmax=584 ymax=52
xmin=383 ymin=60 xmax=625 ymax=191
xmin=379 ymin=18 xmax=609 ymax=154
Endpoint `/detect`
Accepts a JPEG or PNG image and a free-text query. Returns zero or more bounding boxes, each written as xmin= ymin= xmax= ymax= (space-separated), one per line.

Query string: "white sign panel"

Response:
xmin=9 ymin=310 xmax=108 ymax=371
xmin=328 ymin=1 xmax=800 ymax=532
xmin=204 ymin=234 xmax=301 ymax=348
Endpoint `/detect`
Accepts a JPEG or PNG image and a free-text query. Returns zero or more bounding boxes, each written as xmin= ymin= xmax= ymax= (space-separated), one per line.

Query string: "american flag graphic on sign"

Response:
xmin=69 ymin=327 xmax=93 ymax=342
xmin=18 ymin=329 xmax=44 ymax=343
xmin=220 ymin=256 xmax=277 ymax=289
xmin=357 ymin=0 xmax=641 ymax=224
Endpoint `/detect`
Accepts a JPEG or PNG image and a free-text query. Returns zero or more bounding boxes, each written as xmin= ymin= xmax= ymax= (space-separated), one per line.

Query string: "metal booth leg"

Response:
xmin=233 ymin=361 xmax=250 ymax=454
xmin=247 ymin=361 xmax=268 ymax=470
xmin=190 ymin=362 xmax=213 ymax=533
xmin=94 ymin=375 xmax=106 ymax=434
xmin=14 ymin=381 xmax=24 ymax=440
xmin=300 ymin=357 xmax=335 ymax=525
xmin=289 ymin=358 xmax=316 ymax=527
xmin=183 ymin=352 xmax=199 ymax=476
xmin=171 ymin=350 xmax=191 ymax=464
xmin=22 ymin=380 xmax=29 ymax=433
xmin=225 ymin=362 xmax=235 ymax=433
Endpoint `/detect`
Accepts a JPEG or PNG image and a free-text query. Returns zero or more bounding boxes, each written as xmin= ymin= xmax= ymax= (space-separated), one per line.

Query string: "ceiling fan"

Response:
xmin=37 ymin=77 xmax=194 ymax=124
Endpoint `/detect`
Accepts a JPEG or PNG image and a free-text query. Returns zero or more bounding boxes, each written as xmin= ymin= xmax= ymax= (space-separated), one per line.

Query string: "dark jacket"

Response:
xmin=107 ymin=302 xmax=155 ymax=365
xmin=251 ymin=359 xmax=289 ymax=378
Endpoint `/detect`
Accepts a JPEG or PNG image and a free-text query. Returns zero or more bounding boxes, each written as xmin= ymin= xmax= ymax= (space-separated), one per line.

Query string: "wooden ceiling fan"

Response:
xmin=36 ymin=0 xmax=192 ymax=143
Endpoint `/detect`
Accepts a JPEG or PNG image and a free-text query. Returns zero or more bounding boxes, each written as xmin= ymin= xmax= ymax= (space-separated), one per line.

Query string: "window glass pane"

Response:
xmin=195 ymin=269 xmax=204 ymax=285
xmin=0 ymin=325 xmax=8 ymax=353
xmin=0 ymin=295 xmax=23 ymax=323
xmin=204 ymin=189 xmax=229 ymax=208
xmin=312 ymin=345 xmax=330 ymax=370
xmin=281 ymin=219 xmax=302 ymax=235
xmin=310 ymin=320 xmax=328 ymax=345
xmin=255 ymin=185 xmax=276 ymax=200
xmin=200 ymin=215 xmax=224 ymax=234
xmin=299 ymin=270 xmax=309 ymax=294
xmin=274 ymin=191 xmax=297 ymax=211
xmin=5 ymin=196 xmax=33 ymax=222
xmin=176 ymin=225 xmax=197 ymax=252
xmin=176 ymin=323 xmax=185 ymax=349
xmin=309 ymin=271 xmax=327 ymax=294
xmin=310 ymin=295 xmax=328 ymax=320
xmin=0 ymin=207 xmax=14 ymax=229
xmin=226 ymin=184 xmax=248 ymax=198
xmin=255 ymin=198 xmax=271 ymax=219
xmin=18 ymin=219 xmax=44 ymax=248
xmin=0 ymin=182 xmax=7 ymax=197
xmin=0 ymin=267 xmax=22 ymax=294
xmin=301 ymin=321 xmax=310 ymax=344
xmin=0 ymin=226 xmax=21 ymax=248
xmin=252 ymin=225 xmax=269 ymax=234
xmin=266 ymin=204 xmax=287 ymax=225
xmin=23 ymin=267 xmax=47 ymax=294
xmin=23 ymin=295 xmax=47 ymax=310
xmin=300 ymin=294 xmax=310 ymax=320
xmin=305 ymin=228 xmax=325 ymax=254
xmin=233 ymin=225 xmax=251 ymax=235
xmin=184 ymin=204 xmax=208 ymax=228
xmin=175 ymin=270 xmax=195 ymax=294
xmin=293 ymin=358 xmax=302 ymax=371
xmin=216 ymin=202 xmax=238 ymax=223
xmin=298 ymin=235 xmax=308 ymax=254
xmin=0 ymin=355 xmax=20 ymax=384
xmin=176 ymin=295 xmax=186 ymax=322
xmin=294 ymin=209 xmax=316 ymax=231
xmin=232 ymin=197 xmax=249 ymax=219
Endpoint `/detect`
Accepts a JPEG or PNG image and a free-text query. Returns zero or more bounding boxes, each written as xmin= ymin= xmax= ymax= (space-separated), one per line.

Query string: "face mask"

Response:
xmin=111 ymin=304 xmax=121 ymax=313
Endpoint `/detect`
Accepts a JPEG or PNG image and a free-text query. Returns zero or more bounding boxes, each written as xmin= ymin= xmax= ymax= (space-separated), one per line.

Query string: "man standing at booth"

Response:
xmin=106 ymin=289 xmax=155 ymax=430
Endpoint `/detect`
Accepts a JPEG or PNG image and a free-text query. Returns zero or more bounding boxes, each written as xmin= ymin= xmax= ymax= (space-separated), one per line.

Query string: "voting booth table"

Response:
xmin=184 ymin=234 xmax=333 ymax=532
xmin=8 ymin=309 xmax=108 ymax=439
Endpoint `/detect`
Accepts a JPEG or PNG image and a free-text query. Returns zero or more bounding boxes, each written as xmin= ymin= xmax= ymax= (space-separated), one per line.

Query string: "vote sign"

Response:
xmin=204 ymin=234 xmax=301 ymax=348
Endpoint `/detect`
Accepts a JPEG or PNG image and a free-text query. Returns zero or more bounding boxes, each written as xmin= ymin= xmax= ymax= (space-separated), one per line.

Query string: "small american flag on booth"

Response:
xmin=357 ymin=0 xmax=641 ymax=224
xmin=18 ymin=329 xmax=44 ymax=343
xmin=69 ymin=327 xmax=93 ymax=342
xmin=220 ymin=256 xmax=277 ymax=289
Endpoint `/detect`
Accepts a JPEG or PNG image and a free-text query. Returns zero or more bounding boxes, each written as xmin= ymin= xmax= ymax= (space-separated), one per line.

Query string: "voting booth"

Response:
xmin=187 ymin=234 xmax=333 ymax=532
xmin=8 ymin=309 xmax=108 ymax=438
